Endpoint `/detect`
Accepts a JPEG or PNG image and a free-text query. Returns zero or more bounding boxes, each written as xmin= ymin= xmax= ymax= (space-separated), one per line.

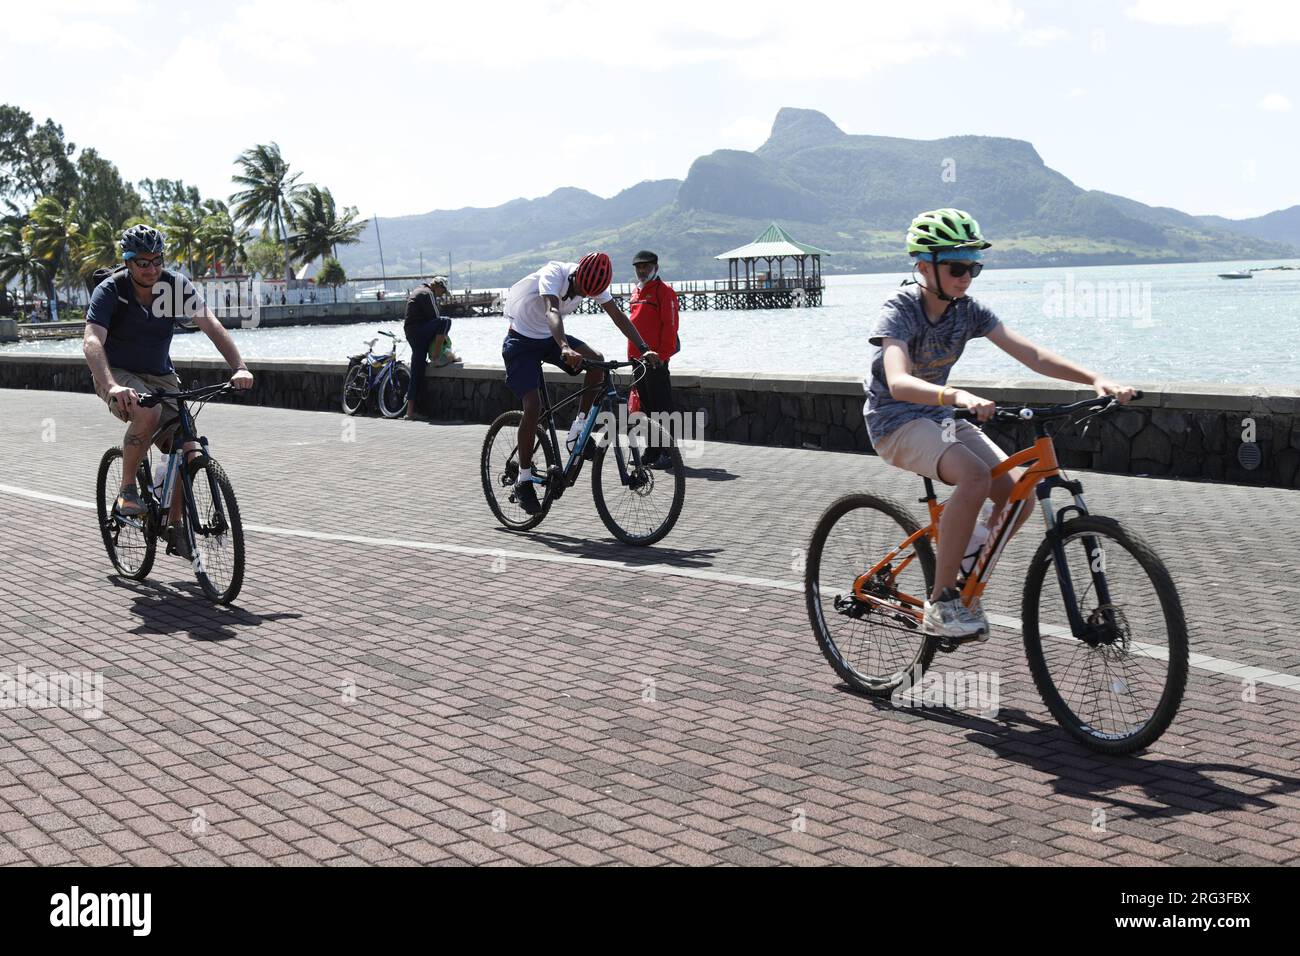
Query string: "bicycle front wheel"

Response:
xmin=185 ymin=457 xmax=246 ymax=604
xmin=805 ymin=492 xmax=936 ymax=696
xmin=96 ymin=447 xmax=156 ymax=579
xmin=342 ymin=364 xmax=369 ymax=415
xmin=591 ymin=417 xmax=684 ymax=546
xmin=480 ymin=410 xmax=556 ymax=531
xmin=1022 ymin=515 xmax=1188 ymax=755
xmin=379 ymin=364 xmax=411 ymax=419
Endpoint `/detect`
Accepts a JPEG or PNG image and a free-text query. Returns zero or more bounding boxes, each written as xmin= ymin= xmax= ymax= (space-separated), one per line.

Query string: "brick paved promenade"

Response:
xmin=1 ymin=389 xmax=1298 ymax=866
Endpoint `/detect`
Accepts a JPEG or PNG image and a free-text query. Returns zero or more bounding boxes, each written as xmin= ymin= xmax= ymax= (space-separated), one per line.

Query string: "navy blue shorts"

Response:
xmin=502 ymin=330 xmax=589 ymax=398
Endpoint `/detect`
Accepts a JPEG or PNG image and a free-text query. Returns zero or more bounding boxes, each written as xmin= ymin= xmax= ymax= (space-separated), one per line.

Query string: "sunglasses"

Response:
xmin=941 ymin=261 xmax=983 ymax=278
xmin=129 ymin=256 xmax=164 ymax=269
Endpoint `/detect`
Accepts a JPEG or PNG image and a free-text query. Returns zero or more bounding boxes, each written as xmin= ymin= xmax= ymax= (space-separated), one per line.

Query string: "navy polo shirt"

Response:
xmin=86 ymin=271 xmax=200 ymax=375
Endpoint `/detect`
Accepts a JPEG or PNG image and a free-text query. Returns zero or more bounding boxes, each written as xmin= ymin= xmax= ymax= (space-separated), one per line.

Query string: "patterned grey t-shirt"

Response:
xmin=863 ymin=286 xmax=1000 ymax=444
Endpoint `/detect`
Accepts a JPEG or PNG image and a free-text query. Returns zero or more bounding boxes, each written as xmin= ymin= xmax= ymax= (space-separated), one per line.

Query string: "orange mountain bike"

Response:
xmin=804 ymin=393 xmax=1189 ymax=755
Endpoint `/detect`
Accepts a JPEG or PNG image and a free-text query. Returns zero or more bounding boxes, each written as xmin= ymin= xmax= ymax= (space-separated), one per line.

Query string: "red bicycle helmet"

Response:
xmin=573 ymin=252 xmax=612 ymax=297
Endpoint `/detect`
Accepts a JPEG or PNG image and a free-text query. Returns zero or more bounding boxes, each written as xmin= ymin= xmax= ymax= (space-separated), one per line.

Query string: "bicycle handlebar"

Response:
xmin=578 ymin=358 xmax=646 ymax=371
xmin=951 ymin=390 xmax=1144 ymax=423
xmin=138 ymin=382 xmax=237 ymax=408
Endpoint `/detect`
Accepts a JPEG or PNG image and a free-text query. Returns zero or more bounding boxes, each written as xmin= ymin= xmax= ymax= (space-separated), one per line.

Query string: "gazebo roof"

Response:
xmin=715 ymin=222 xmax=834 ymax=260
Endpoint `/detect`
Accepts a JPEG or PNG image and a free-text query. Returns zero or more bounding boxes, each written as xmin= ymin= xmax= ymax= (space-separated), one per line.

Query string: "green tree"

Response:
xmin=0 ymin=213 xmax=45 ymax=314
xmin=230 ymin=142 xmax=301 ymax=284
xmin=25 ymin=195 xmax=82 ymax=318
xmin=243 ymin=235 xmax=285 ymax=277
xmin=138 ymin=177 xmax=202 ymax=221
xmin=78 ymin=219 xmax=122 ymax=285
xmin=316 ymin=256 xmax=347 ymax=303
xmin=287 ymin=185 xmax=368 ymax=268
xmin=76 ymin=148 xmax=144 ymax=228
xmin=0 ymin=106 xmax=78 ymax=207
xmin=162 ymin=203 xmax=200 ymax=276
xmin=197 ymin=200 xmax=250 ymax=275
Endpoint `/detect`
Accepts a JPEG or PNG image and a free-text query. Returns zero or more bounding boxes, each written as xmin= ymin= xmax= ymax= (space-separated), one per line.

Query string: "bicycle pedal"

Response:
xmin=934 ymin=631 xmax=988 ymax=653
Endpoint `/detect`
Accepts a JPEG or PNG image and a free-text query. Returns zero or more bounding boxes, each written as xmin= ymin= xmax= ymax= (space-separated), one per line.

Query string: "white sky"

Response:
xmin=4 ymin=0 xmax=1296 ymax=220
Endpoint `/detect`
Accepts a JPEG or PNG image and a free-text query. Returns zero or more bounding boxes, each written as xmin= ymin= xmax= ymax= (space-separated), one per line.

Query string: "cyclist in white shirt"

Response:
xmin=501 ymin=252 xmax=661 ymax=514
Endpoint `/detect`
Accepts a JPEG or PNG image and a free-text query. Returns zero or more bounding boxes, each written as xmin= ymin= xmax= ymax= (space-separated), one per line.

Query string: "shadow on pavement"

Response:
xmin=496 ymin=528 xmax=723 ymax=569
xmin=109 ymin=576 xmax=302 ymax=642
xmin=679 ymin=465 xmax=738 ymax=481
xmin=840 ymin=685 xmax=1300 ymax=820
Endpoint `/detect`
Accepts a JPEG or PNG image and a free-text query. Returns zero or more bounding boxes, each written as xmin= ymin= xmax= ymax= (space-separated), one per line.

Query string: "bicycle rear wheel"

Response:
xmin=480 ymin=410 xmax=556 ymax=531
xmin=185 ymin=457 xmax=245 ymax=604
xmin=591 ymin=417 xmax=684 ymax=546
xmin=379 ymin=364 xmax=411 ymax=419
xmin=342 ymin=364 xmax=369 ymax=415
xmin=96 ymin=447 xmax=156 ymax=579
xmin=805 ymin=492 xmax=936 ymax=696
xmin=1022 ymin=515 xmax=1188 ymax=755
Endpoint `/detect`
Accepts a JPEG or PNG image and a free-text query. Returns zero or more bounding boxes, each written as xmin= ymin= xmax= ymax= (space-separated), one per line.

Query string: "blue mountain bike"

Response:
xmin=342 ymin=330 xmax=410 ymax=418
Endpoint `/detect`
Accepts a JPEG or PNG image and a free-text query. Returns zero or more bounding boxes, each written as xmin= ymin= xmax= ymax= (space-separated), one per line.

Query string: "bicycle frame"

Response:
xmin=853 ymin=413 xmax=1117 ymax=641
xmin=135 ymin=392 xmax=227 ymax=574
xmin=535 ymin=364 xmax=649 ymax=501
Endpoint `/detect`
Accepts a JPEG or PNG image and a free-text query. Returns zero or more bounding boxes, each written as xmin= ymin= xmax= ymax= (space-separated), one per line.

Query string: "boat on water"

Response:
xmin=1218 ymin=270 xmax=1253 ymax=279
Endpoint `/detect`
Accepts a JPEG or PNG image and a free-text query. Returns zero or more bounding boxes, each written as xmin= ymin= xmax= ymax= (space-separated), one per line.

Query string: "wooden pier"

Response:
xmin=576 ymin=277 xmax=824 ymax=314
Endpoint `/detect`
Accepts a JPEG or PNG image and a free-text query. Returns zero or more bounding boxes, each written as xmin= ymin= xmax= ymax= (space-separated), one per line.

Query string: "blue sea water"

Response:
xmin=7 ymin=258 xmax=1299 ymax=386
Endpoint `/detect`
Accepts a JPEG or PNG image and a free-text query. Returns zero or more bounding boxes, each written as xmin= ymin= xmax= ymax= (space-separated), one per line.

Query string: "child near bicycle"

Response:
xmin=864 ymin=209 xmax=1137 ymax=641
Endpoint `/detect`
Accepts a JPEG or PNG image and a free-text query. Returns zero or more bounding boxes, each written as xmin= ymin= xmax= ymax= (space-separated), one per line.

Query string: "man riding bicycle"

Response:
xmin=82 ymin=224 xmax=254 ymax=556
xmin=500 ymin=252 xmax=661 ymax=514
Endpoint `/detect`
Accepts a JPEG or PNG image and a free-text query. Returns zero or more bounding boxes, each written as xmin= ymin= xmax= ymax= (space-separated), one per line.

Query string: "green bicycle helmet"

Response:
xmin=906 ymin=208 xmax=991 ymax=256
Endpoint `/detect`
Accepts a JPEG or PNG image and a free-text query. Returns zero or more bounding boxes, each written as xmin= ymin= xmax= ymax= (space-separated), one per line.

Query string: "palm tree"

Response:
xmin=0 ymin=214 xmax=45 ymax=315
xmin=162 ymin=203 xmax=200 ymax=276
xmin=197 ymin=201 xmax=250 ymax=275
xmin=286 ymin=185 xmax=368 ymax=270
xmin=230 ymin=142 xmax=301 ymax=283
xmin=26 ymin=195 xmax=82 ymax=318
xmin=78 ymin=219 xmax=121 ymax=285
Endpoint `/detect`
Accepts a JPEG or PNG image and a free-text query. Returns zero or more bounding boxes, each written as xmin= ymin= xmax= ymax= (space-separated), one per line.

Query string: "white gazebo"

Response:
xmin=715 ymin=222 xmax=832 ymax=290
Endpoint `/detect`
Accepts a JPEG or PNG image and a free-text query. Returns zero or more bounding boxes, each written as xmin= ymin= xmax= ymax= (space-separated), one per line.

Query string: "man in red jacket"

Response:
xmin=627 ymin=249 xmax=681 ymax=469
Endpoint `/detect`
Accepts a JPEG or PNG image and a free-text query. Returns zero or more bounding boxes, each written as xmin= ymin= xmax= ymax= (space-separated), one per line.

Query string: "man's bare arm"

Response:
xmin=193 ymin=307 xmax=247 ymax=371
xmin=82 ymin=323 xmax=116 ymax=393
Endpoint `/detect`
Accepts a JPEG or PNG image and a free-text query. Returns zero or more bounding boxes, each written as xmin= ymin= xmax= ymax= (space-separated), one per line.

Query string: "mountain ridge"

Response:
xmin=335 ymin=108 xmax=1298 ymax=285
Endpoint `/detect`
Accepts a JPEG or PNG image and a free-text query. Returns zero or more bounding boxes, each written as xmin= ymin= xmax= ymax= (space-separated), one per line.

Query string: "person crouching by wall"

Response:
xmin=404 ymin=275 xmax=452 ymax=421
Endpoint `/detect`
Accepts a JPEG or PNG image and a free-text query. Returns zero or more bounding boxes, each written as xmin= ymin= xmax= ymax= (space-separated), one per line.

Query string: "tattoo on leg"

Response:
xmin=125 ymin=433 xmax=149 ymax=447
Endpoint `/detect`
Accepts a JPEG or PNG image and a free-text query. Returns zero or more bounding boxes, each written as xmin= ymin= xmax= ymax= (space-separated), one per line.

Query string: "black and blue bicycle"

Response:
xmin=95 ymin=382 xmax=246 ymax=604
xmin=342 ymin=330 xmax=410 ymax=418
xmin=480 ymin=359 xmax=685 ymax=545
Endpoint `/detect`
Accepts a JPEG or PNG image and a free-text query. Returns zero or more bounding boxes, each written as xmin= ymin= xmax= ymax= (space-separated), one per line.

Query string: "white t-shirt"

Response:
xmin=504 ymin=261 xmax=613 ymax=339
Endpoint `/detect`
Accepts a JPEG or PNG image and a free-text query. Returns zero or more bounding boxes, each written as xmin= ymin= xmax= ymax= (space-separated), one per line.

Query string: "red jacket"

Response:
xmin=628 ymin=278 xmax=679 ymax=361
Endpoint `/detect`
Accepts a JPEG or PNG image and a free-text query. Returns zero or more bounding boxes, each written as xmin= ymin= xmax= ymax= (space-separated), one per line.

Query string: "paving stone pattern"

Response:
xmin=0 ymin=390 xmax=1297 ymax=866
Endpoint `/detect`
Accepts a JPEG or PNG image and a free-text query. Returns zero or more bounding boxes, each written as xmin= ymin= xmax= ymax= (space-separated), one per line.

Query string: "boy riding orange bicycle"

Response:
xmin=865 ymin=208 xmax=1137 ymax=640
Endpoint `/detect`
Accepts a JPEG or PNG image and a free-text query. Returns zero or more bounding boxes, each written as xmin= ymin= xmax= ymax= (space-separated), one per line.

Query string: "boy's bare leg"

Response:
xmin=934 ymin=446 xmax=991 ymax=596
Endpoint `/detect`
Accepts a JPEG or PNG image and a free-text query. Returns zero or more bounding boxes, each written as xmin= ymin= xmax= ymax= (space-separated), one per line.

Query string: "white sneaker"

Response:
xmin=922 ymin=592 xmax=988 ymax=640
xmin=566 ymin=414 xmax=587 ymax=453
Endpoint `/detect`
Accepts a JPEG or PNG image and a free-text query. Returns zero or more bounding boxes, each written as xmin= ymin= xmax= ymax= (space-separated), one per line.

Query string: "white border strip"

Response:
xmin=4 ymin=483 xmax=1296 ymax=691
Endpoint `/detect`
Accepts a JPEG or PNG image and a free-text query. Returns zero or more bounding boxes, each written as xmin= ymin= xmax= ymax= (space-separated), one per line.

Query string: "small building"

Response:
xmin=715 ymin=222 xmax=832 ymax=297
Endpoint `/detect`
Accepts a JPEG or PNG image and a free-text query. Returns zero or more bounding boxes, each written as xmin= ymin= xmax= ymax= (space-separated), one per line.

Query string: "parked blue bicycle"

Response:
xmin=342 ymin=330 xmax=410 ymax=418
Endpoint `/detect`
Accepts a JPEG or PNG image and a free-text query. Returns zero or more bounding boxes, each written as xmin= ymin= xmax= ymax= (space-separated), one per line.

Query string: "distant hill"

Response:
xmin=337 ymin=108 xmax=1299 ymax=286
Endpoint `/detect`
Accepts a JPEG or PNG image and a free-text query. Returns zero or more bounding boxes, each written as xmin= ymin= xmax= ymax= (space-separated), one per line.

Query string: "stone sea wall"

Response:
xmin=1 ymin=354 xmax=1296 ymax=488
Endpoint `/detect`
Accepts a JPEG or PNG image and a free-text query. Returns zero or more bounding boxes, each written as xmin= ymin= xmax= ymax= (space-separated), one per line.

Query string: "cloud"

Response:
xmin=203 ymin=0 xmax=1028 ymax=81
xmin=1126 ymin=0 xmax=1300 ymax=45
xmin=1257 ymin=92 xmax=1292 ymax=111
xmin=719 ymin=116 xmax=773 ymax=150
xmin=1019 ymin=26 xmax=1068 ymax=46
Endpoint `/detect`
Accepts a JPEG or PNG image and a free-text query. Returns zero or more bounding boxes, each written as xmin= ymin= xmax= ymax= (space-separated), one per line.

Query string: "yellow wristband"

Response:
xmin=937 ymin=386 xmax=948 ymax=406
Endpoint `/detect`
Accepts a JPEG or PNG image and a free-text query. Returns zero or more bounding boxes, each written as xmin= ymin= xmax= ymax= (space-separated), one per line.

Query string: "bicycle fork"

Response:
xmin=1035 ymin=477 xmax=1117 ymax=643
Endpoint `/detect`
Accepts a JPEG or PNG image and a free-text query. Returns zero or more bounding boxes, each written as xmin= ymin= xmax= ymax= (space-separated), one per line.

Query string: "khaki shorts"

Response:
xmin=872 ymin=418 xmax=1008 ymax=483
xmin=98 ymin=368 xmax=183 ymax=445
